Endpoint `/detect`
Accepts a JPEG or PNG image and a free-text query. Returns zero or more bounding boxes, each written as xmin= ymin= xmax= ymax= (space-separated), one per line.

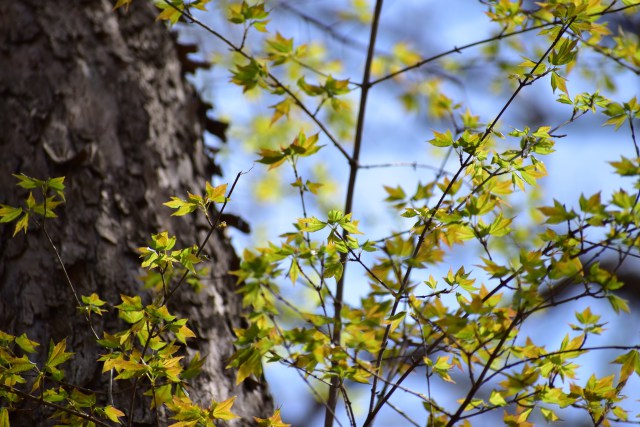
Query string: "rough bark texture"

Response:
xmin=0 ymin=1 xmax=272 ymax=425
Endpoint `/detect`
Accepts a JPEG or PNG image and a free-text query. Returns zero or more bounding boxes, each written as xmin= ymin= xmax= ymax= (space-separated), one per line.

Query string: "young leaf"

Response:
xmin=13 ymin=213 xmax=29 ymax=236
xmin=164 ymin=197 xmax=198 ymax=216
xmin=0 ymin=205 xmax=22 ymax=223
xmin=206 ymin=182 xmax=228 ymax=203
xmin=211 ymin=396 xmax=239 ymax=421
xmin=254 ymin=409 xmax=290 ymax=427
xmin=104 ymin=405 xmax=126 ymax=423
xmin=15 ymin=333 xmax=39 ymax=353
xmin=298 ymin=217 xmax=327 ymax=232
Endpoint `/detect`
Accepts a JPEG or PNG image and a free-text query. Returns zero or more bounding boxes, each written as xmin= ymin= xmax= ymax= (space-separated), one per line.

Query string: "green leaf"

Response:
xmin=13 ymin=173 xmax=40 ymax=189
xmin=206 ymin=182 xmax=228 ymax=203
xmin=47 ymin=176 xmax=65 ymax=192
xmin=288 ymin=259 xmax=300 ymax=284
xmin=383 ymin=185 xmax=406 ymax=202
xmin=15 ymin=333 xmax=39 ymax=353
xmin=609 ymin=156 xmax=640 ymax=176
xmin=230 ymin=347 xmax=263 ymax=385
xmin=0 ymin=407 xmax=9 ymax=427
xmin=613 ymin=350 xmax=640 ymax=384
xmin=266 ymin=32 xmax=294 ymax=66
xmin=297 ymin=76 xmax=324 ymax=96
xmin=13 ymin=212 xmax=29 ymax=236
xmin=324 ymin=75 xmax=351 ymax=96
xmin=257 ymin=148 xmax=287 ymax=170
xmin=612 ymin=405 xmax=628 ymax=422
xmin=155 ymin=1 xmax=184 ymax=25
xmin=298 ymin=217 xmax=327 ymax=232
xmin=104 ymin=405 xmax=125 ymax=423
xmin=327 ymin=209 xmax=344 ymax=223
xmin=97 ymin=332 xmax=120 ymax=349
xmin=228 ymin=1 xmax=268 ymax=24
xmin=71 ymin=387 xmax=96 ymax=408
xmin=175 ymin=323 xmax=196 ymax=344
xmin=607 ymin=294 xmax=630 ymax=314
xmin=47 ymin=339 xmax=73 ymax=367
xmin=117 ymin=294 xmax=144 ymax=311
xmin=266 ymin=32 xmax=292 ymax=53
xmin=340 ymin=219 xmax=363 ymax=235
xmin=254 ymin=409 xmax=290 ymax=427
xmin=152 ymin=231 xmax=177 ymax=251
xmin=164 ymin=197 xmax=198 ymax=216
xmin=428 ymin=129 xmax=454 ymax=147
xmin=384 ymin=311 xmax=406 ymax=333
xmin=541 ymin=407 xmax=560 ymax=422
xmin=538 ymin=199 xmax=577 ymax=224
xmin=550 ymin=71 xmax=568 ymax=95
xmin=146 ymin=384 xmax=173 ymax=409
xmin=0 ymin=205 xmax=22 ymax=223
xmin=430 ymin=355 xmax=455 ymax=383
xmin=45 ymin=338 xmax=73 ymax=379
xmin=81 ymin=293 xmax=107 ymax=307
xmin=211 ymin=396 xmax=239 ymax=421
xmin=231 ymin=59 xmax=267 ymax=92
xmin=489 ymin=390 xmax=507 ymax=407
xmin=488 ymin=214 xmax=512 ymax=237
xmin=324 ymin=259 xmax=343 ymax=281
xmin=0 ymin=330 xmax=17 ymax=344
xmin=269 ymin=98 xmax=293 ymax=125
xmin=182 ymin=352 xmax=206 ymax=380
xmin=291 ymin=132 xmax=323 ymax=157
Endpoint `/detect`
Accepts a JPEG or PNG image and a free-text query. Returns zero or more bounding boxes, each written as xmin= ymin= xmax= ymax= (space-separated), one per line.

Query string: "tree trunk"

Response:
xmin=0 ymin=0 xmax=272 ymax=425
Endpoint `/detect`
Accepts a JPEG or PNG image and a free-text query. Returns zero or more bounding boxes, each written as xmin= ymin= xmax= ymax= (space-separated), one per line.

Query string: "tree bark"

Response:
xmin=0 ymin=0 xmax=272 ymax=425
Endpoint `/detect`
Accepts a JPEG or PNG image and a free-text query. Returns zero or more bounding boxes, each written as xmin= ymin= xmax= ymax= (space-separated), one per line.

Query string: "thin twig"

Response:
xmin=170 ymin=3 xmax=353 ymax=164
xmin=0 ymin=383 xmax=112 ymax=427
xmin=326 ymin=1 xmax=385 ymax=425
xmin=358 ymin=161 xmax=454 ymax=175
xmin=38 ymin=197 xmax=100 ymax=341
xmin=127 ymin=170 xmax=246 ymax=425
xmin=370 ymin=2 xmax=640 ymax=86
xmin=164 ymin=169 xmax=246 ymax=302
xmin=363 ymin=17 xmax=577 ymax=426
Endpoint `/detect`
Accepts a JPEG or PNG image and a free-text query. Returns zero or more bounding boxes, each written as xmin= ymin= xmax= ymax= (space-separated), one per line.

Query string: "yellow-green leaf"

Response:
xmin=15 ymin=333 xmax=39 ymax=353
xmin=211 ymin=396 xmax=239 ymax=421
xmin=206 ymin=182 xmax=228 ymax=203
xmin=254 ymin=409 xmax=290 ymax=427
xmin=104 ymin=405 xmax=125 ymax=423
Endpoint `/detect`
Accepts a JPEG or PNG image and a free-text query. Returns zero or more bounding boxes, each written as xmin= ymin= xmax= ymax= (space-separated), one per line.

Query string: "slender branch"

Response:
xmin=371 ymin=213 xmax=629 ymax=424
xmin=370 ymin=1 xmax=640 ymax=87
xmin=385 ymin=399 xmax=422 ymax=427
xmin=124 ymin=170 xmax=246 ymax=424
xmin=325 ymin=2 xmax=385 ymax=426
xmin=290 ymin=160 xmax=332 ymax=320
xmin=276 ymin=1 xmax=391 ymax=57
xmin=445 ymin=311 xmax=522 ymax=427
xmin=483 ymin=344 xmax=640 ymax=387
xmin=268 ymin=314 xmax=345 ymax=427
xmin=38 ymin=193 xmax=100 ymax=341
xmin=363 ymin=17 xmax=577 ymax=426
xmin=0 ymin=383 xmax=112 ymax=427
xmin=358 ymin=161 xmax=455 ymax=175
xmin=370 ymin=21 xmax=556 ymax=87
xmin=164 ymin=169 xmax=245 ymax=303
xmin=570 ymin=30 xmax=640 ymax=75
xmin=40 ymin=224 xmax=101 ymax=340
xmin=171 ymin=3 xmax=353 ymax=164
